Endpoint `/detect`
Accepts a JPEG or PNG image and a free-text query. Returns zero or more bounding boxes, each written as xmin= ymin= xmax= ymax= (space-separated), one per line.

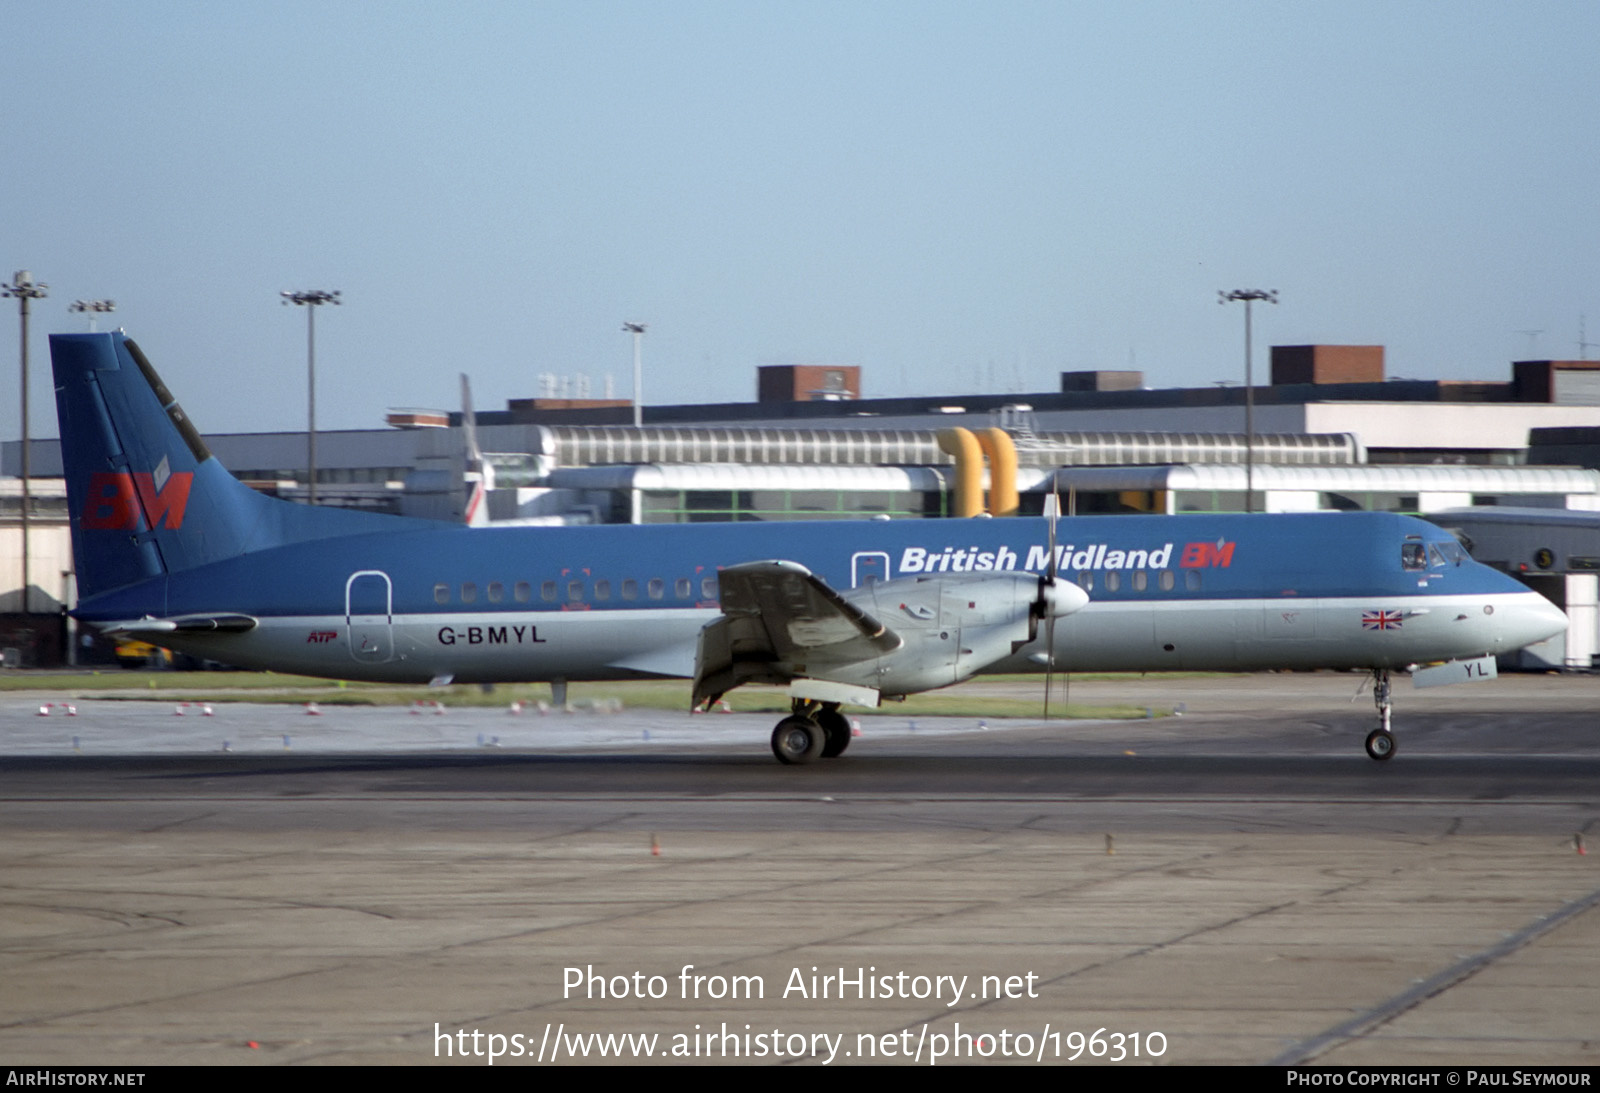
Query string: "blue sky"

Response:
xmin=5 ymin=1 xmax=1599 ymax=437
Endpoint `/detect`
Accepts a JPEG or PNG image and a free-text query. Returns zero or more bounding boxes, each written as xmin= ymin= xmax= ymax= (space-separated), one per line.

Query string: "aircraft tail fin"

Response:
xmin=51 ymin=332 xmax=429 ymax=602
xmin=460 ymin=373 xmax=492 ymax=527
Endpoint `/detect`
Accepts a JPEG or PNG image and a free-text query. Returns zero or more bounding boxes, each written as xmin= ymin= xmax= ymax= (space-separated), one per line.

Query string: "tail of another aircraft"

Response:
xmin=460 ymin=373 xmax=492 ymax=527
xmin=51 ymin=332 xmax=429 ymax=602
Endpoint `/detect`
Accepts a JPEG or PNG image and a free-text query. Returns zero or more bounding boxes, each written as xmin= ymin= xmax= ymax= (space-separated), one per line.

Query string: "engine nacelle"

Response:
xmin=692 ymin=561 xmax=1090 ymax=709
xmin=834 ymin=571 xmax=1088 ymax=697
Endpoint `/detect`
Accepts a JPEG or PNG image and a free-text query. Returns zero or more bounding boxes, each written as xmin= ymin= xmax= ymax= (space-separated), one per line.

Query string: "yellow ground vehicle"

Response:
xmin=113 ymin=638 xmax=173 ymax=669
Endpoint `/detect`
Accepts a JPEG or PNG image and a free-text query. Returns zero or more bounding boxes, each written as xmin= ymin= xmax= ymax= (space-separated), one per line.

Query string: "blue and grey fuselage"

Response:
xmin=52 ymin=331 xmax=1565 ymax=696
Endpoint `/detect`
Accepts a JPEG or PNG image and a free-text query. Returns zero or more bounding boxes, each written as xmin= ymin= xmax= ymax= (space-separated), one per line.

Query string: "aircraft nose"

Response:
xmin=1491 ymin=591 xmax=1568 ymax=651
xmin=1042 ymin=578 xmax=1091 ymax=617
xmin=1519 ymin=594 xmax=1569 ymax=646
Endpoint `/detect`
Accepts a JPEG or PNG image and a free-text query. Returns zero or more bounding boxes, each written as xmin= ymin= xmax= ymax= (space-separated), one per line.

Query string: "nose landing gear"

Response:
xmin=1364 ymin=668 xmax=1396 ymax=761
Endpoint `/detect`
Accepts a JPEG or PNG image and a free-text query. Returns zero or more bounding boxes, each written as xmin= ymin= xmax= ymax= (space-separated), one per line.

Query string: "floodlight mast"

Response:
xmin=4 ymin=271 xmax=47 ymax=614
xmin=1218 ymin=289 xmax=1278 ymax=513
xmin=69 ymin=299 xmax=116 ymax=332
xmin=623 ymin=322 xmax=647 ymax=428
xmin=281 ymin=289 xmax=341 ymax=505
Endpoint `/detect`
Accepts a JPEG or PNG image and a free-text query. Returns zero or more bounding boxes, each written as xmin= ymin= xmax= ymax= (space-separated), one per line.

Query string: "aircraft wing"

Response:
xmin=693 ymin=560 xmax=901 ymax=708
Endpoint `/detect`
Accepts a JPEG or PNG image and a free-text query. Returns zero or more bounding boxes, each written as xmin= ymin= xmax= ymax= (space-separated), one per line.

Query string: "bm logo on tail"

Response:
xmin=80 ymin=469 xmax=194 ymax=531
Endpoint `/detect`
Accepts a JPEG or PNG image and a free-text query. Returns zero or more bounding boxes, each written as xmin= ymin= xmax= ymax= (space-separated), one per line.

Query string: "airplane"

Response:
xmin=49 ymin=331 xmax=1568 ymax=764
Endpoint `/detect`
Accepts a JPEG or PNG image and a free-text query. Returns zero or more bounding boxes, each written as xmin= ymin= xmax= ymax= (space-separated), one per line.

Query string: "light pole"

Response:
xmin=623 ymin=322 xmax=647 ymax=428
xmin=4 ymin=271 xmax=47 ymax=614
xmin=69 ymin=299 xmax=116 ymax=331
xmin=1218 ymin=289 xmax=1278 ymax=513
xmin=281 ymin=290 xmax=341 ymax=505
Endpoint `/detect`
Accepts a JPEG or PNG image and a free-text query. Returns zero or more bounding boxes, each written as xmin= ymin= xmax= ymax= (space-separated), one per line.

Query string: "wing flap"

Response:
xmin=693 ymin=560 xmax=900 ymax=708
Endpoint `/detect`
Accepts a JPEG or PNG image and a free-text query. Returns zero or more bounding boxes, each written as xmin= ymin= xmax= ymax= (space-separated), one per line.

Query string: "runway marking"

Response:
xmin=1271 ymin=879 xmax=1600 ymax=1064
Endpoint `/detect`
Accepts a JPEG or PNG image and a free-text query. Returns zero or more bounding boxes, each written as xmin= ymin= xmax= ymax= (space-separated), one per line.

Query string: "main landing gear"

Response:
xmin=1364 ymin=668 xmax=1396 ymax=761
xmin=770 ymin=700 xmax=852 ymax=765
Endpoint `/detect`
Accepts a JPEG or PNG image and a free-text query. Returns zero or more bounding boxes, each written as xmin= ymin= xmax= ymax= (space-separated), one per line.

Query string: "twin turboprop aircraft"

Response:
xmin=51 ymin=332 xmax=1568 ymax=763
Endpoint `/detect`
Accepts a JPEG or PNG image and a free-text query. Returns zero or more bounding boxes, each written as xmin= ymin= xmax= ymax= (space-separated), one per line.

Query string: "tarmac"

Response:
xmin=2 ymin=672 xmax=1597 ymax=1067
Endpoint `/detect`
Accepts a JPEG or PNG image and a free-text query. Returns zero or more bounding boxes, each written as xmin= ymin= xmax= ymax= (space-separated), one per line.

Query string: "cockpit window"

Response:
xmin=1401 ymin=541 xmax=1427 ymax=571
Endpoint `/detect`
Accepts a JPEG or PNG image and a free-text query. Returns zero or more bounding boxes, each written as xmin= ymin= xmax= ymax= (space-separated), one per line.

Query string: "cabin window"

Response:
xmin=461 ymin=582 xmax=477 ymax=604
xmin=487 ymin=581 xmax=504 ymax=603
xmin=1185 ymin=570 xmax=1201 ymax=591
xmin=434 ymin=583 xmax=450 ymax=604
xmin=1159 ymin=570 xmax=1176 ymax=591
xmin=1104 ymin=571 xmax=1121 ymax=592
xmin=622 ymin=579 xmax=639 ymax=601
xmin=701 ymin=575 xmax=718 ymax=599
xmin=567 ymin=580 xmax=584 ymax=602
xmin=541 ymin=580 xmax=557 ymax=602
xmin=514 ymin=581 xmax=531 ymax=603
xmin=675 ymin=578 xmax=691 ymax=599
xmin=1132 ymin=571 xmax=1148 ymax=592
xmin=1076 ymin=571 xmax=1093 ymax=592
xmin=594 ymin=579 xmax=611 ymax=601
xmin=648 ymin=578 xmax=665 ymax=600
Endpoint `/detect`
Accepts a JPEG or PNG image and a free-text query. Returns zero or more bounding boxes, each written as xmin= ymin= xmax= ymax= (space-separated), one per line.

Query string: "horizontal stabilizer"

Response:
xmin=101 ymin=613 xmax=258 ymax=635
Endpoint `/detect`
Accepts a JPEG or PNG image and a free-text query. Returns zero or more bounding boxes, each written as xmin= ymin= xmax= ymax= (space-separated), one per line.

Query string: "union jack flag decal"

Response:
xmin=1362 ymin=610 xmax=1404 ymax=631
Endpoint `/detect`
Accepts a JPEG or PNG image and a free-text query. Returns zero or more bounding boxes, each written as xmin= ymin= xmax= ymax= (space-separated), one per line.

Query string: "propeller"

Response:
xmin=1060 ymin=482 xmax=1074 ymax=718
xmin=1036 ymin=476 xmax=1088 ymax=719
xmin=1041 ymin=486 xmax=1057 ymax=719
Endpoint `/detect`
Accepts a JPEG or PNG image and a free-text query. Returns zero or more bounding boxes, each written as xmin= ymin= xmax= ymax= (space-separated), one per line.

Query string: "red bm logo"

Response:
xmin=1179 ymin=540 xmax=1235 ymax=568
xmin=81 ymin=471 xmax=194 ymax=531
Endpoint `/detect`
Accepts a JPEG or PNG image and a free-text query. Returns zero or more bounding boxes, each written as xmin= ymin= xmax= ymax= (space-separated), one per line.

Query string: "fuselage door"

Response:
xmin=346 ymin=570 xmax=394 ymax=662
xmin=851 ymin=551 xmax=890 ymax=588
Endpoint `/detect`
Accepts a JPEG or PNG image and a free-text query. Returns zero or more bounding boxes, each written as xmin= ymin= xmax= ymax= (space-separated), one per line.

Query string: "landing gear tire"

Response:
xmin=772 ymin=716 xmax=825 ymax=765
xmin=1365 ymin=729 xmax=1396 ymax=761
xmin=815 ymin=709 xmax=852 ymax=758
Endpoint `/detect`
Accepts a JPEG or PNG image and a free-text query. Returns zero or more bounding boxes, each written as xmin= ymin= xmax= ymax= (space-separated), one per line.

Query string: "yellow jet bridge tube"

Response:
xmin=937 ymin=426 xmax=1019 ymax=517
